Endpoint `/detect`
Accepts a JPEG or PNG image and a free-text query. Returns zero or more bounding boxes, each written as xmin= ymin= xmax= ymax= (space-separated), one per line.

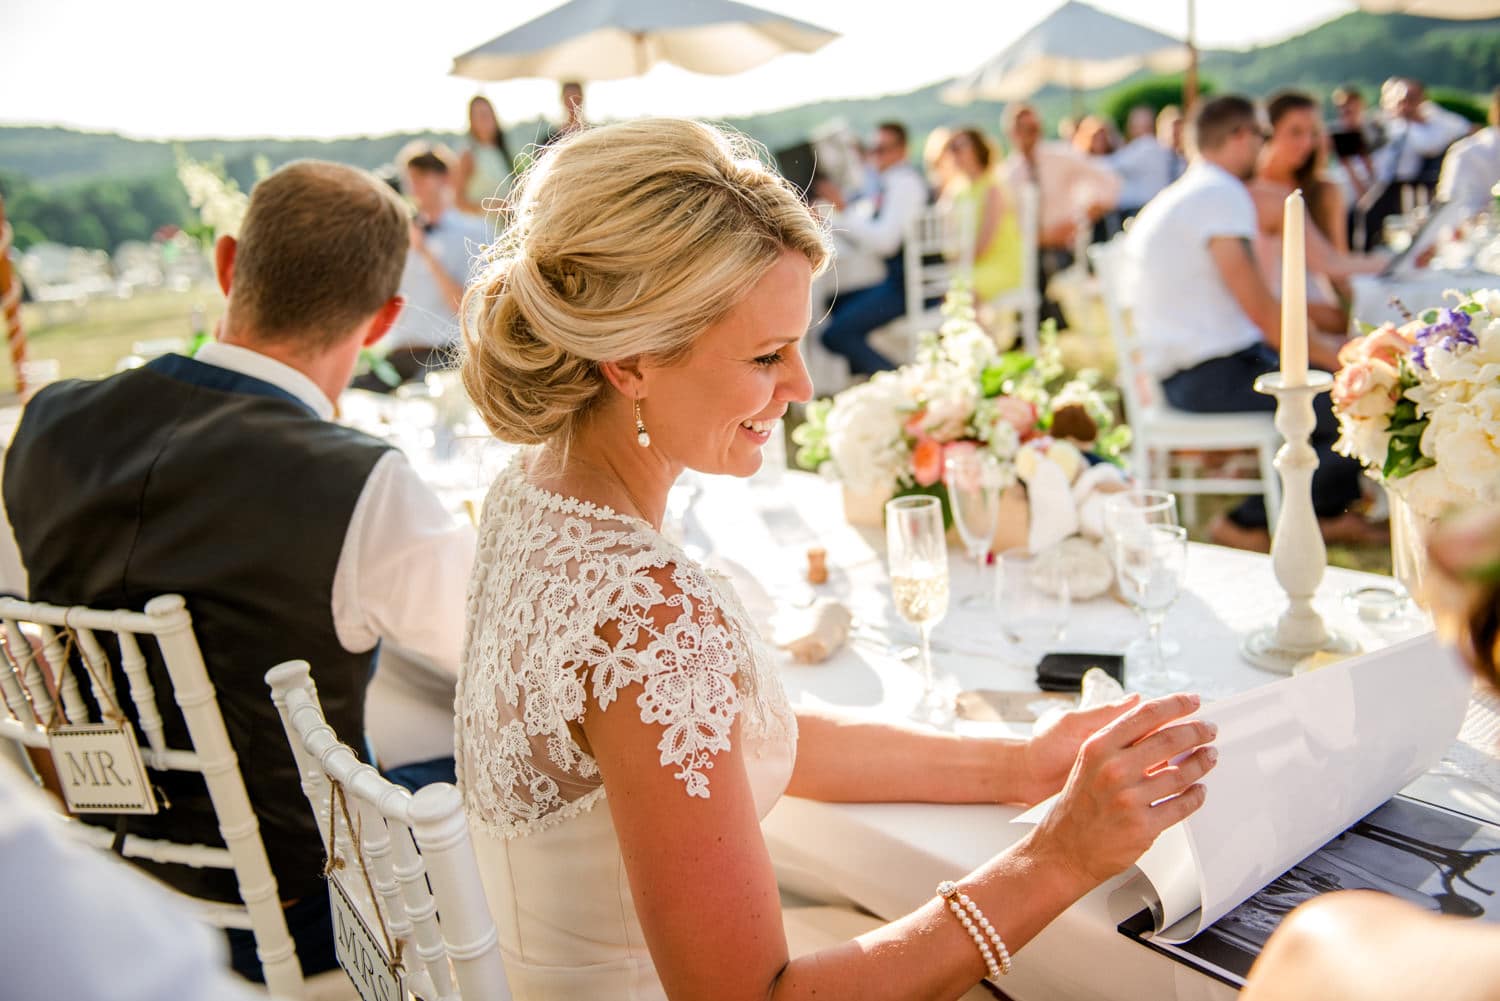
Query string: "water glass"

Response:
xmin=1103 ymin=490 xmax=1182 ymax=659
xmin=944 ymin=449 xmax=1005 ymax=609
xmin=995 ymin=547 xmax=1071 ymax=657
xmin=1114 ymin=524 xmax=1189 ymax=693
xmin=886 ymin=495 xmax=951 ymax=724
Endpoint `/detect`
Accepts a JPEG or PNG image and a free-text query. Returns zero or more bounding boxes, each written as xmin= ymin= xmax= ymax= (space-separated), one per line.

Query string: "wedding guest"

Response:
xmin=456 ymin=116 xmax=1216 ymax=999
xmin=1072 ymin=115 xmax=1118 ymax=158
xmin=454 ymin=95 xmax=514 ymax=215
xmin=1004 ymin=102 xmax=1120 ymax=328
xmin=1329 ymin=85 xmax=1381 ymax=206
xmin=812 ymin=121 xmax=929 ymax=374
xmin=1123 ymin=95 xmax=1376 ymax=552
xmin=1250 ymin=90 xmax=1386 ymax=322
xmin=0 ymin=160 xmax=476 ymax=983
xmin=1437 ymin=86 xmax=1500 ymax=216
xmin=1361 ymin=77 xmax=1472 ymax=249
xmin=543 ymin=80 xmax=588 ymax=145
xmin=923 ymin=125 xmax=959 ymax=199
xmin=1158 ymin=104 xmax=1188 ymax=184
xmin=944 ymin=127 xmax=1022 ymax=301
xmin=352 ymin=147 xmax=489 ymax=391
xmin=0 ymin=757 xmax=274 ymax=1001
xmin=1242 ymin=505 xmax=1500 ymax=1001
xmin=1110 ymin=104 xmax=1176 ymax=221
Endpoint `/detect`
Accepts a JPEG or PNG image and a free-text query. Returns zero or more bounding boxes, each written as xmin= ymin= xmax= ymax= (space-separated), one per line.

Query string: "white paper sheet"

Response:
xmin=1020 ymin=634 xmax=1473 ymax=944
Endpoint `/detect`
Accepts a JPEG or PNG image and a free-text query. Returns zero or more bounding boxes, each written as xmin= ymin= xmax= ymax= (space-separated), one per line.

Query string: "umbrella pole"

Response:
xmin=1184 ymin=0 xmax=1199 ymax=110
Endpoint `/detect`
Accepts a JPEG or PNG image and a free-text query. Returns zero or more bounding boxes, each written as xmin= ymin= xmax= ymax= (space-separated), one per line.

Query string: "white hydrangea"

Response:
xmin=823 ymin=373 xmax=913 ymax=495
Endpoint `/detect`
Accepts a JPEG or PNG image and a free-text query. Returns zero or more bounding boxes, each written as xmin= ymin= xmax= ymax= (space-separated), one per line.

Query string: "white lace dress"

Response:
xmin=457 ymin=460 xmax=799 ymax=999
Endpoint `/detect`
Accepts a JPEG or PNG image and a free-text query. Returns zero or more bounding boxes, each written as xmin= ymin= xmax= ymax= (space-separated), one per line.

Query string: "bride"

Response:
xmin=456 ymin=118 xmax=1217 ymax=1000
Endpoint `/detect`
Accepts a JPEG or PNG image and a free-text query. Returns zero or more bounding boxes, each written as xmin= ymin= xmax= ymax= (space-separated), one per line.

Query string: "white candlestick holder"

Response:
xmin=1241 ymin=371 xmax=1359 ymax=674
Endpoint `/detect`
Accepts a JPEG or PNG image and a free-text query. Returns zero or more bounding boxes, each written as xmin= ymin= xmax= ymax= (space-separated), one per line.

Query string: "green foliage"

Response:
xmin=1382 ymin=363 xmax=1435 ymax=480
xmin=1101 ymin=75 xmax=1217 ymax=133
xmin=892 ymin=481 xmax=954 ymax=531
xmin=1427 ymin=88 xmax=1488 ymax=125
xmin=2 ymin=168 xmax=190 ymax=251
xmin=792 ymin=398 xmax=833 ymax=471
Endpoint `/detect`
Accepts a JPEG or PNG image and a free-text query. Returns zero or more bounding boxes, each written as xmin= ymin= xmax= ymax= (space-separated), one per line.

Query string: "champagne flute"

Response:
xmin=1103 ymin=490 xmax=1182 ymax=660
xmin=886 ymin=495 xmax=951 ymax=724
xmin=1114 ymin=524 xmax=1189 ymax=693
xmin=944 ymin=449 xmax=1005 ymax=609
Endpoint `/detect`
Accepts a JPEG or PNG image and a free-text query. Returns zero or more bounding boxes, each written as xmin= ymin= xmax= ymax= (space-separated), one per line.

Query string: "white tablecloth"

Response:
xmin=680 ymin=469 xmax=1500 ymax=1001
xmin=1349 ymin=270 xmax=1496 ymax=329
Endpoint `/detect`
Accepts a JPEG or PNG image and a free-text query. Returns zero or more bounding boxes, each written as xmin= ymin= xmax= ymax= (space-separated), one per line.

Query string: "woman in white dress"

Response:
xmin=456 ymin=118 xmax=1218 ymax=1000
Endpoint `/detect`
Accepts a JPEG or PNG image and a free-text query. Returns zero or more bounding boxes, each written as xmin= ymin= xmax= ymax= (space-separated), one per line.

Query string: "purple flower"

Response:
xmin=1411 ymin=308 xmax=1477 ymax=370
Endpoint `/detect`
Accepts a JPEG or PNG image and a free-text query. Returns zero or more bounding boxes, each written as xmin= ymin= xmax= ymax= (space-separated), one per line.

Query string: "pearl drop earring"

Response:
xmin=634 ymin=399 xmax=651 ymax=448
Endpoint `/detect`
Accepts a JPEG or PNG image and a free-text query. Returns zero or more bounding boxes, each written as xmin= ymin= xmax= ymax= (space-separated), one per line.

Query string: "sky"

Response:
xmin=3 ymin=0 xmax=1358 ymax=140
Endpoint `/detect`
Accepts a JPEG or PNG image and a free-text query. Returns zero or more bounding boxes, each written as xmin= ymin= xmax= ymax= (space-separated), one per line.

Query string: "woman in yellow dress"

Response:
xmin=944 ymin=127 xmax=1023 ymax=301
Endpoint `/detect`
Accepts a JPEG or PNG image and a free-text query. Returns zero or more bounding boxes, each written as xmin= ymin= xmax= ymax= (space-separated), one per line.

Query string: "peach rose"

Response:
xmin=991 ymin=396 xmax=1039 ymax=439
xmin=1339 ymin=325 xmax=1414 ymax=369
xmin=912 ymin=438 xmax=944 ymax=487
xmin=1332 ymin=358 xmax=1400 ymax=418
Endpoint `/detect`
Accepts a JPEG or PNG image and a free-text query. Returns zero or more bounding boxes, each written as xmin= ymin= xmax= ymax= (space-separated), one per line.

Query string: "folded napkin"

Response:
xmin=774 ymin=598 xmax=853 ymax=664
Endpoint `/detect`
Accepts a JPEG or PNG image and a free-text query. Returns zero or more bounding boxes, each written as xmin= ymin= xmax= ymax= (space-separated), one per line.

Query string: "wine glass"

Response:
xmin=1114 ymin=524 xmax=1189 ymax=694
xmin=995 ymin=546 xmax=1071 ymax=658
xmin=885 ymin=495 xmax=951 ymax=725
xmin=1103 ymin=490 xmax=1182 ymax=660
xmin=944 ymin=449 xmax=1005 ymax=609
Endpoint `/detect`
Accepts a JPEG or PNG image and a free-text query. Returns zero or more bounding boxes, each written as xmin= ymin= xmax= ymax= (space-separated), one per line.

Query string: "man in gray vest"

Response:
xmin=1 ymin=161 xmax=476 ymax=984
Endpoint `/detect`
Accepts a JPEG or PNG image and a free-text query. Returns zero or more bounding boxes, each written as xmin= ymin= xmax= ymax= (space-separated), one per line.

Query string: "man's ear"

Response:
xmin=214 ymin=235 xmax=237 ymax=298
xmin=599 ymin=356 xmax=647 ymax=399
xmin=363 ymin=296 xmax=405 ymax=348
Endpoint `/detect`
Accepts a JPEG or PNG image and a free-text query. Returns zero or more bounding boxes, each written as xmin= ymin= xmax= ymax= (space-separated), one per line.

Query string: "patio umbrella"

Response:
xmin=451 ymin=0 xmax=838 ymax=82
xmin=1350 ymin=0 xmax=1500 ymax=14
xmin=943 ymin=1 xmax=1189 ymax=104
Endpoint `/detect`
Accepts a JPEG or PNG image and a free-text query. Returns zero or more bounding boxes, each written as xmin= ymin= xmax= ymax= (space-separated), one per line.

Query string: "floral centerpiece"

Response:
xmin=792 ymin=288 xmax=1129 ymax=542
xmin=1332 ymin=289 xmax=1500 ymax=595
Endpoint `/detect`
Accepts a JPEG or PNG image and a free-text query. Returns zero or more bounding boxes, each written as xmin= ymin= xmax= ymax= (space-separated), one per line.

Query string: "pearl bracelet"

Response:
xmin=937 ymin=880 xmax=1012 ymax=979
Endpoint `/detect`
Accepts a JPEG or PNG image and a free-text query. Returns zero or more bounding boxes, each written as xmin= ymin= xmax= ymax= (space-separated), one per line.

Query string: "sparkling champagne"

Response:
xmin=891 ymin=569 xmax=950 ymax=625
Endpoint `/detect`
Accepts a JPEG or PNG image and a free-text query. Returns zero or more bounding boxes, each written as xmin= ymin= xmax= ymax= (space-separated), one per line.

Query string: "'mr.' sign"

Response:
xmin=48 ymin=723 xmax=157 ymax=814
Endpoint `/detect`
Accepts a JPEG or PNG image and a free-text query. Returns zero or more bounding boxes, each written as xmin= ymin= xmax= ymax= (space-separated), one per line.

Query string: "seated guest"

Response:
xmin=1110 ymin=104 xmax=1176 ymax=222
xmin=353 ymin=146 xmax=489 ymax=391
xmin=1250 ymin=90 xmax=1386 ymax=321
xmin=1158 ymin=104 xmax=1188 ymax=185
xmin=1242 ymin=505 xmax=1500 ymax=1001
xmin=812 ymin=121 xmax=928 ymax=375
xmin=0 ymin=160 xmax=476 ymax=982
xmin=1004 ymin=102 xmax=1120 ymax=328
xmin=1329 ymin=84 xmax=1382 ymax=208
xmin=1437 ymin=86 xmax=1500 ymax=217
xmin=1123 ymin=95 xmax=1377 ymax=552
xmin=943 ymin=127 xmax=1022 ymax=302
xmin=1361 ymin=77 xmax=1472 ymax=250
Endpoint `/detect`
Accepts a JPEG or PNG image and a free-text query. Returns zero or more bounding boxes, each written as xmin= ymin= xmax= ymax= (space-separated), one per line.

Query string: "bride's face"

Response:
xmin=641 ymin=248 xmax=813 ymax=478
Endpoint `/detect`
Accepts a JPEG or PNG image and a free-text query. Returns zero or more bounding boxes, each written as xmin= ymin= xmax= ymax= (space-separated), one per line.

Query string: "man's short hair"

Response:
xmin=1189 ymin=95 xmax=1259 ymax=155
xmin=230 ymin=160 xmax=408 ymax=350
xmin=1003 ymin=102 xmax=1037 ymax=134
xmin=876 ymin=121 xmax=908 ymax=150
xmin=1331 ymin=85 xmax=1362 ymax=108
xmin=406 ymin=150 xmax=450 ymax=176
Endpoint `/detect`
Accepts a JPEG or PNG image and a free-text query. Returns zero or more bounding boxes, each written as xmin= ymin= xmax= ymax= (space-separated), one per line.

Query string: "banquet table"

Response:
xmin=1349 ymin=269 xmax=1496 ymax=329
xmin=672 ymin=466 xmax=1500 ymax=1001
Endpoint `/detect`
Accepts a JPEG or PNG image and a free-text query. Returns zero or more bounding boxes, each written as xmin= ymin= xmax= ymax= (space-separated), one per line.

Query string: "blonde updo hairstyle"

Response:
xmin=461 ymin=118 xmax=831 ymax=453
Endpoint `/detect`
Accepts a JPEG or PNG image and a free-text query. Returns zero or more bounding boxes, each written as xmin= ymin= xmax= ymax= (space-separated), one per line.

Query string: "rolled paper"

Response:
xmin=1280 ymin=190 xmax=1308 ymax=388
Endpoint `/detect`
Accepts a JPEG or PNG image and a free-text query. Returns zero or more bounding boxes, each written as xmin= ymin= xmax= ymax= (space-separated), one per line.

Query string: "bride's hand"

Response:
xmin=1020 ymin=695 xmax=1141 ymax=804
xmin=1027 ymin=693 xmax=1217 ymax=889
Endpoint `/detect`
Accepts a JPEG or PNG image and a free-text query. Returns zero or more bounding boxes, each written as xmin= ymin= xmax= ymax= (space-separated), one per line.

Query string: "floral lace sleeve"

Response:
xmin=577 ymin=560 xmax=746 ymax=798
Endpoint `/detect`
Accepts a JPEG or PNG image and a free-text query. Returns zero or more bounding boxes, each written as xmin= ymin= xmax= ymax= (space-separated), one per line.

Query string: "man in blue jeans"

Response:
xmin=813 ymin=122 xmax=929 ymax=375
xmin=1124 ymin=95 xmax=1383 ymax=552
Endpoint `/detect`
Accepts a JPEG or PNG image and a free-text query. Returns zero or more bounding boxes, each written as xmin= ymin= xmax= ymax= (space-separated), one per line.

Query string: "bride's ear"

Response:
xmin=600 ymin=357 xmax=646 ymax=398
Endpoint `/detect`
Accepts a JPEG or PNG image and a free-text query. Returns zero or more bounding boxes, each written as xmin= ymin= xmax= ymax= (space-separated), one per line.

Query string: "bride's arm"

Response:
xmin=786 ymin=699 xmax=1141 ymax=806
xmin=580 ymin=568 xmax=1214 ymax=1000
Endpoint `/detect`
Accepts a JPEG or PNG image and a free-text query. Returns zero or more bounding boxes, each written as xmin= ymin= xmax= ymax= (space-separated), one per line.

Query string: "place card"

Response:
xmin=47 ymin=722 xmax=157 ymax=815
xmin=329 ymin=872 xmax=403 ymax=1001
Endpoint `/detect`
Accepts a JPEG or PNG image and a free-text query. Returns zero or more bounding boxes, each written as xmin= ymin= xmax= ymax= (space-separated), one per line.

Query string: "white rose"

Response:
xmin=1421 ymin=405 xmax=1500 ymax=498
xmin=1334 ymin=417 xmax=1391 ymax=471
xmin=825 ymin=378 xmax=910 ymax=495
xmin=1392 ymin=466 xmax=1467 ymax=522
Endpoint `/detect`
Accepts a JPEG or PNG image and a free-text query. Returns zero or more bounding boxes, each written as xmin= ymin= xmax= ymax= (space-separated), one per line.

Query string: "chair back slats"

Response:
xmin=0 ymin=595 xmax=304 ymax=1000
xmin=268 ymin=660 xmax=511 ymax=1000
xmin=114 ymin=630 xmax=168 ymax=756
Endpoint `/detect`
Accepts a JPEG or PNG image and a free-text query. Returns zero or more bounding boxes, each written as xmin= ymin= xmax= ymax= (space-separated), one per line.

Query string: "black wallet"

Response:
xmin=1035 ymin=652 xmax=1126 ymax=692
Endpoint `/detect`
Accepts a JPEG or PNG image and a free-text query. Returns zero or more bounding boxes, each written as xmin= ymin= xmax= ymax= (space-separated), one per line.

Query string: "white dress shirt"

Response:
xmin=1437 ymin=126 xmax=1500 ymax=216
xmin=1005 ymin=142 xmax=1122 ymax=235
xmin=0 ymin=757 xmax=269 ymax=1001
xmin=1376 ymin=103 xmax=1473 ymax=183
xmin=830 ymin=161 xmax=929 ymax=261
xmin=1108 ymin=135 xmax=1175 ymax=211
xmin=0 ymin=343 xmax=476 ymax=767
xmin=385 ymin=208 xmax=490 ymax=351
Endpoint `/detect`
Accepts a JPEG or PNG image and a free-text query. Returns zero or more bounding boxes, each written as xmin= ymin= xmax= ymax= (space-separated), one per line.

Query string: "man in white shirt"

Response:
xmin=812 ymin=122 xmax=929 ymax=374
xmin=1124 ymin=96 xmax=1372 ymax=552
xmin=1004 ymin=102 xmax=1121 ymax=327
xmin=0 ymin=160 xmax=475 ymax=984
xmin=1109 ymin=104 xmax=1175 ymax=220
xmin=1360 ymin=77 xmax=1474 ymax=249
xmin=1437 ymin=87 xmax=1500 ymax=217
xmin=354 ymin=147 xmax=488 ymax=391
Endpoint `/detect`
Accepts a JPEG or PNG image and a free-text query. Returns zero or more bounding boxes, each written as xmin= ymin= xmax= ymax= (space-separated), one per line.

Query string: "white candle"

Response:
xmin=1280 ymin=190 xmax=1308 ymax=389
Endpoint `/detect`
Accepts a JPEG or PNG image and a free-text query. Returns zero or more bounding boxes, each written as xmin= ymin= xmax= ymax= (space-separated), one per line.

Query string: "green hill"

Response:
xmin=3 ymin=10 xmax=1496 ymax=251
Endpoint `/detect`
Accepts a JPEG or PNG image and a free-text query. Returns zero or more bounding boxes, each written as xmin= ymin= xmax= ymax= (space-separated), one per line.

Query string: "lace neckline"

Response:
xmin=511 ymin=454 xmax=659 ymax=535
